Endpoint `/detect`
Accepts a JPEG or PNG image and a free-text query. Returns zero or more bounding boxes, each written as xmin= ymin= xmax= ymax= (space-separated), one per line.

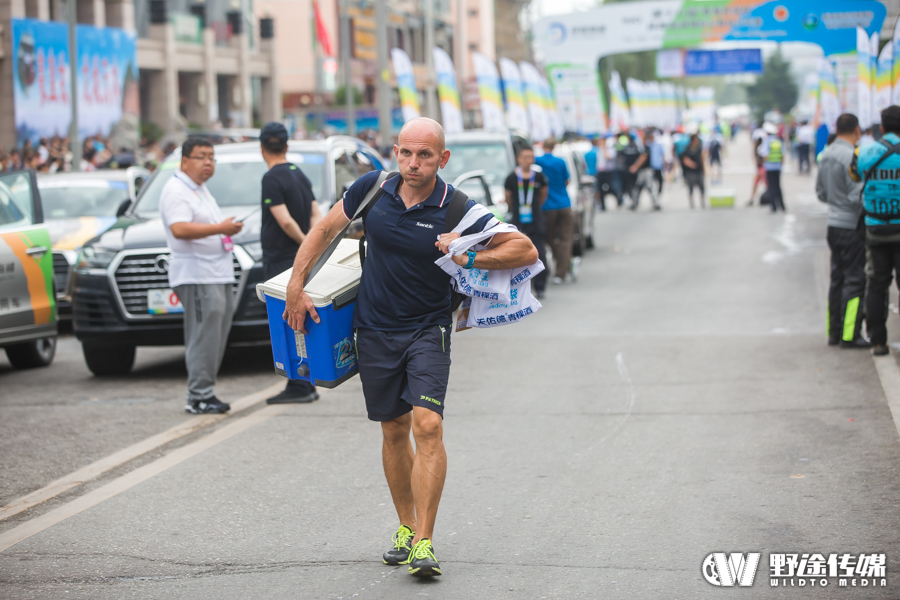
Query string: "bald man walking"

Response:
xmin=284 ymin=118 xmax=538 ymax=577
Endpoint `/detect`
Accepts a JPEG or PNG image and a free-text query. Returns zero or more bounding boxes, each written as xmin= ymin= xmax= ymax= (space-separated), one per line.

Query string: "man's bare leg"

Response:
xmin=382 ymin=413 xmax=416 ymax=528
xmin=409 ymin=406 xmax=447 ymax=543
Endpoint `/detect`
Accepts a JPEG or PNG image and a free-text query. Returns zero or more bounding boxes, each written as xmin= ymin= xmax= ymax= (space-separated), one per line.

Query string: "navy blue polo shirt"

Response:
xmin=341 ymin=170 xmax=494 ymax=331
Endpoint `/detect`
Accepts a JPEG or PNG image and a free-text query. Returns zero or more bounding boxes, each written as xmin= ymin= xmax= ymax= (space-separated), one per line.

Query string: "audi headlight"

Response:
xmin=241 ymin=241 xmax=264 ymax=264
xmin=75 ymin=245 xmax=118 ymax=273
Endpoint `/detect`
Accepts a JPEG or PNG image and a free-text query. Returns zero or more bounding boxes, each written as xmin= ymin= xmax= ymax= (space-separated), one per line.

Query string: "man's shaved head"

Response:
xmin=394 ymin=117 xmax=451 ymax=190
xmin=398 ymin=117 xmax=445 ymax=152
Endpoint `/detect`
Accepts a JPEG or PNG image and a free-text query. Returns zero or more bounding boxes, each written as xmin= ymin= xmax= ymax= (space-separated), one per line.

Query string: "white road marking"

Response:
xmin=0 ymin=403 xmax=291 ymax=553
xmin=0 ymin=382 xmax=284 ymax=523
xmin=589 ymin=353 xmax=637 ymax=451
xmin=872 ymin=353 xmax=900 ymax=440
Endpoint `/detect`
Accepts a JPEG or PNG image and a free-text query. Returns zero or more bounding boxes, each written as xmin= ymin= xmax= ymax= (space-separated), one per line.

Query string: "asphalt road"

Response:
xmin=2 ymin=134 xmax=900 ymax=599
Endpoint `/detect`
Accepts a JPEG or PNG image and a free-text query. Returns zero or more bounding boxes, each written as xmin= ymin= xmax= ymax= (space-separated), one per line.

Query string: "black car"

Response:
xmin=71 ymin=137 xmax=386 ymax=375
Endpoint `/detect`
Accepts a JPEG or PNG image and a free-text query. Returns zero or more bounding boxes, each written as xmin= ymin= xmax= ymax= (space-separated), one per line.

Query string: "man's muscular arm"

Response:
xmin=283 ymin=201 xmax=351 ymax=333
xmin=435 ymin=231 xmax=538 ymax=270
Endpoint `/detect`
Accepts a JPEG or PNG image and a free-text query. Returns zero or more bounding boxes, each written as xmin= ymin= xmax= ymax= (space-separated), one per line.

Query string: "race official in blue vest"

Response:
xmin=281 ymin=118 xmax=538 ymax=577
xmin=850 ymin=105 xmax=900 ymax=356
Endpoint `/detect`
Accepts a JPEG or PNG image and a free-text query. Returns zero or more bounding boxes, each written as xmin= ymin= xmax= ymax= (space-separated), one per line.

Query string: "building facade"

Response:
xmin=0 ymin=0 xmax=279 ymax=150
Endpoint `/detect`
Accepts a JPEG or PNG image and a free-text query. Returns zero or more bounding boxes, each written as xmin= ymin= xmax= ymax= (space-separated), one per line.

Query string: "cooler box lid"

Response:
xmin=256 ymin=239 xmax=361 ymax=307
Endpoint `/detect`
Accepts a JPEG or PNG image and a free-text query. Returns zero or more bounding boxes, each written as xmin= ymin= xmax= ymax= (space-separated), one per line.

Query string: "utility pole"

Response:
xmin=455 ymin=0 xmax=467 ymax=126
xmin=313 ymin=2 xmax=324 ymax=132
xmin=67 ymin=0 xmax=81 ymax=171
xmin=423 ymin=0 xmax=437 ymax=120
xmin=375 ymin=0 xmax=392 ymax=148
xmin=340 ymin=0 xmax=356 ymax=135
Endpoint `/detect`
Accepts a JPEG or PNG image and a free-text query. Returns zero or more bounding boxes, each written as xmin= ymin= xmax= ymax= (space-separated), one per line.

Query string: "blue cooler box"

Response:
xmin=256 ymin=240 xmax=361 ymax=388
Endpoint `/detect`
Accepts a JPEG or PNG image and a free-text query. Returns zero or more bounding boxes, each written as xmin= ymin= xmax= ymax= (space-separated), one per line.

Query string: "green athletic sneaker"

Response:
xmin=383 ymin=525 xmax=415 ymax=565
xmin=408 ymin=538 xmax=442 ymax=577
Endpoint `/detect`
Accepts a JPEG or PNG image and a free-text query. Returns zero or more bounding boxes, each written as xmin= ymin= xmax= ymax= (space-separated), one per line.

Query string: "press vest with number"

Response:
xmin=766 ymin=138 xmax=783 ymax=164
xmin=860 ymin=133 xmax=900 ymax=229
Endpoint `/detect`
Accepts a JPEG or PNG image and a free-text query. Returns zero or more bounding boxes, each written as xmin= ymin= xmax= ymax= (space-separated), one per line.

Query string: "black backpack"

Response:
xmin=308 ymin=171 xmax=471 ymax=313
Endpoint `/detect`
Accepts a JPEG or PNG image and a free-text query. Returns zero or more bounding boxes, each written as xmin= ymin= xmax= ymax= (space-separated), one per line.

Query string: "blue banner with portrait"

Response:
xmin=11 ymin=19 xmax=73 ymax=146
xmin=75 ymin=25 xmax=139 ymax=145
xmin=10 ymin=19 xmax=140 ymax=149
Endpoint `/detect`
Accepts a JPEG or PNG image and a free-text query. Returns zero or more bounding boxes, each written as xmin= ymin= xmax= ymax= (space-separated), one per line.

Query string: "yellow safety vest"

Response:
xmin=767 ymin=139 xmax=783 ymax=164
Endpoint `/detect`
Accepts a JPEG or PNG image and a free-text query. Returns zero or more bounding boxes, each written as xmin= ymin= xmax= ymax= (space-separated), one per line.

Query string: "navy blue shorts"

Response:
xmin=354 ymin=326 xmax=451 ymax=421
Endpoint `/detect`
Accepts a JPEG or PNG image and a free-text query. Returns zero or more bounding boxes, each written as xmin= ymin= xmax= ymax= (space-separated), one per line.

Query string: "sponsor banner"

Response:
xmin=536 ymin=0 xmax=885 ymax=66
xmin=432 ymin=47 xmax=464 ymax=133
xmin=472 ymin=52 xmax=506 ymax=131
xmin=547 ymin=63 xmax=607 ymax=135
xmin=11 ymin=19 xmax=139 ymax=148
xmin=499 ymin=58 xmax=530 ymax=134
xmin=656 ymin=48 xmax=685 ymax=78
xmin=75 ymin=24 xmax=139 ymax=143
xmin=391 ymin=48 xmax=421 ymax=123
xmin=683 ymin=49 xmax=763 ymax=76
xmin=11 ymin=19 xmax=73 ymax=145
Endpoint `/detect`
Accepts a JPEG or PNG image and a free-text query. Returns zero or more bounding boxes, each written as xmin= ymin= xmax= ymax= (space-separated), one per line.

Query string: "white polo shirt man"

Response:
xmin=158 ymin=137 xmax=242 ymax=414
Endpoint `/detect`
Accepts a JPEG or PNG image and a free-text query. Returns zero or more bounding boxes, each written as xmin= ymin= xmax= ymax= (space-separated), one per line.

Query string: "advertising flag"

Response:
xmin=857 ymin=27 xmax=872 ymax=129
xmin=432 ymin=47 xmax=463 ymax=133
xmin=499 ymin=58 xmax=530 ymax=133
xmin=391 ymin=48 xmax=421 ymax=123
xmin=818 ymin=58 xmax=841 ymax=133
xmin=541 ymin=75 xmax=565 ymax=138
xmin=874 ymin=41 xmax=893 ymax=113
xmin=520 ymin=61 xmax=551 ymax=141
xmin=607 ymin=71 xmax=630 ymax=132
xmin=870 ymin=32 xmax=880 ymax=121
xmin=893 ymin=16 xmax=900 ymax=106
xmin=471 ymin=52 xmax=506 ymax=131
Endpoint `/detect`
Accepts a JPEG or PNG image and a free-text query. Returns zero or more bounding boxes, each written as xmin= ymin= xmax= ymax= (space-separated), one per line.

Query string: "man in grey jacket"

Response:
xmin=816 ymin=113 xmax=868 ymax=348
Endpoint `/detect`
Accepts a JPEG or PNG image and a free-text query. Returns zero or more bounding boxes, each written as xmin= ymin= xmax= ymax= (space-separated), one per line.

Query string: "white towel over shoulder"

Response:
xmin=434 ymin=203 xmax=544 ymax=328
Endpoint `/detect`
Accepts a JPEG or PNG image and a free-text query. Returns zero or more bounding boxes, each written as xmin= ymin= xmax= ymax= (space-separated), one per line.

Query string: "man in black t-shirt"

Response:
xmin=627 ymin=132 xmax=660 ymax=211
xmin=259 ymin=122 xmax=322 ymax=404
xmin=504 ymin=146 xmax=549 ymax=298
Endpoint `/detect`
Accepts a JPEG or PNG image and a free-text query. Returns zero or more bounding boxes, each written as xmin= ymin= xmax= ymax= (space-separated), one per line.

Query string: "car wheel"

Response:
xmin=83 ymin=345 xmax=136 ymax=376
xmin=5 ymin=337 xmax=57 ymax=369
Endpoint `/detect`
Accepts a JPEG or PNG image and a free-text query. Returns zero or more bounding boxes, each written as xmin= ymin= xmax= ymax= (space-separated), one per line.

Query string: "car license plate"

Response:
xmin=147 ymin=288 xmax=184 ymax=314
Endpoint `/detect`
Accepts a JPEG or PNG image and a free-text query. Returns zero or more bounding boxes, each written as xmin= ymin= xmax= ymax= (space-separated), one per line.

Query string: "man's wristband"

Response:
xmin=464 ymin=250 xmax=477 ymax=269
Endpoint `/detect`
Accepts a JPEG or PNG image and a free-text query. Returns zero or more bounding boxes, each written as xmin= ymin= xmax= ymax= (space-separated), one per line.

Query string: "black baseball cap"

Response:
xmin=260 ymin=121 xmax=289 ymax=144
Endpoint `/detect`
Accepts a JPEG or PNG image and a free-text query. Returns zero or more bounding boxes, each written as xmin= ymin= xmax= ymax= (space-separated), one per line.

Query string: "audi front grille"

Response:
xmin=113 ymin=252 xmax=241 ymax=317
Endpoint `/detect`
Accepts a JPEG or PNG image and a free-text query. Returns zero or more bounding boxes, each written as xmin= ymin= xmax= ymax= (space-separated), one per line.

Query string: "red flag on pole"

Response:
xmin=313 ymin=1 xmax=334 ymax=57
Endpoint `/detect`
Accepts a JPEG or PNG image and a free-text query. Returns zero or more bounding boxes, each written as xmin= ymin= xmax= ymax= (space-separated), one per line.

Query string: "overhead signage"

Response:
xmin=683 ymin=49 xmax=763 ymax=76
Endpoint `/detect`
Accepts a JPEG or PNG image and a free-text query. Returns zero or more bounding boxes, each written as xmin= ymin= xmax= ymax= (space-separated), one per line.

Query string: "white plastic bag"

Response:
xmin=434 ymin=203 xmax=544 ymax=328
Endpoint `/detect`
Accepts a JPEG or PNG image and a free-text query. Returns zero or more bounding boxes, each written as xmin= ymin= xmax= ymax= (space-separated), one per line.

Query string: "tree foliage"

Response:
xmin=746 ymin=51 xmax=797 ymax=122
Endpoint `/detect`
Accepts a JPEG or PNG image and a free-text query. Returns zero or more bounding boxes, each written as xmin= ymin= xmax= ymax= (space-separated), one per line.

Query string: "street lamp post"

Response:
xmin=340 ymin=0 xmax=356 ymax=136
xmin=375 ymin=0 xmax=392 ymax=148
xmin=67 ymin=0 xmax=81 ymax=171
xmin=423 ymin=0 xmax=437 ymax=120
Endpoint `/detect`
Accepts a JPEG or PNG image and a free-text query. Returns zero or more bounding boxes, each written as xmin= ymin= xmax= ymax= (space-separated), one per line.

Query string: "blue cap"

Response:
xmin=260 ymin=121 xmax=289 ymax=144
